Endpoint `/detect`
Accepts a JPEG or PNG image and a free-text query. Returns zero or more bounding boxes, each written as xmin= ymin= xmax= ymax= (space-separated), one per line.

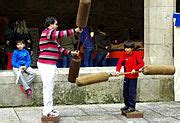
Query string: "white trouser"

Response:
xmin=37 ymin=62 xmax=57 ymax=116
xmin=13 ymin=67 xmax=35 ymax=90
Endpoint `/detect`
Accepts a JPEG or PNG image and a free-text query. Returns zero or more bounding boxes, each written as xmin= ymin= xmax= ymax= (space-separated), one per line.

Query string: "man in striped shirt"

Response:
xmin=37 ymin=16 xmax=82 ymax=117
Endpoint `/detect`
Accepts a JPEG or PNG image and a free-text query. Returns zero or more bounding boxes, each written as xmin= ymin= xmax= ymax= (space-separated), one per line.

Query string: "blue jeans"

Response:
xmin=61 ymin=55 xmax=71 ymax=68
xmin=83 ymin=48 xmax=93 ymax=67
xmin=94 ymin=53 xmax=107 ymax=67
xmin=123 ymin=78 xmax=137 ymax=109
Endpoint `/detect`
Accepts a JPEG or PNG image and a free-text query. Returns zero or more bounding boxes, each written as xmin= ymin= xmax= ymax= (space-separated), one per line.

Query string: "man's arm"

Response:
xmin=46 ymin=27 xmax=82 ymax=40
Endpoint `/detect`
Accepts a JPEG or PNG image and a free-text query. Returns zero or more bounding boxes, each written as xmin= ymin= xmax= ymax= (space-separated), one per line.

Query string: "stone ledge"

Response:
xmin=0 ymin=67 xmax=174 ymax=107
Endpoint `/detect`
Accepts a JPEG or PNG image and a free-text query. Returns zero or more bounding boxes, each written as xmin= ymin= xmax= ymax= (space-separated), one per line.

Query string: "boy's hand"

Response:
xmin=70 ymin=50 xmax=79 ymax=56
xmin=111 ymin=71 xmax=120 ymax=77
xmin=19 ymin=66 xmax=26 ymax=71
xmin=75 ymin=27 xmax=83 ymax=33
xmin=131 ymin=69 xmax=136 ymax=74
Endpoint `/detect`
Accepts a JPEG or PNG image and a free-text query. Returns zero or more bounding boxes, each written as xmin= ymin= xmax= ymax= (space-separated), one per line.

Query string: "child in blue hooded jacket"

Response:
xmin=12 ymin=40 xmax=35 ymax=98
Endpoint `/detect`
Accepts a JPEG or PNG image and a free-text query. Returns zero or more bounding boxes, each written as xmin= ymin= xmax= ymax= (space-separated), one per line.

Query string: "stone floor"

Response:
xmin=1 ymin=102 xmax=180 ymax=123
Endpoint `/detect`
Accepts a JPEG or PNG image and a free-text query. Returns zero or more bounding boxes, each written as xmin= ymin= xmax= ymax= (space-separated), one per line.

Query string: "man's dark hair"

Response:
xmin=16 ymin=40 xmax=25 ymax=44
xmin=45 ymin=17 xmax=57 ymax=27
xmin=124 ymin=40 xmax=135 ymax=49
xmin=97 ymin=24 xmax=105 ymax=32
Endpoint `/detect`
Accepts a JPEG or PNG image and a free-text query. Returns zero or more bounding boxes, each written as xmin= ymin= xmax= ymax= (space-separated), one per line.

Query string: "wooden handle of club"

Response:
xmin=110 ymin=70 xmax=142 ymax=77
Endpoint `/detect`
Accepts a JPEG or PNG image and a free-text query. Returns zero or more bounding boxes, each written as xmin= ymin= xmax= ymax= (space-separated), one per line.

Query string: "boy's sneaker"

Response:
xmin=26 ymin=88 xmax=33 ymax=99
xmin=19 ymin=85 xmax=27 ymax=94
xmin=123 ymin=107 xmax=135 ymax=113
xmin=120 ymin=106 xmax=129 ymax=111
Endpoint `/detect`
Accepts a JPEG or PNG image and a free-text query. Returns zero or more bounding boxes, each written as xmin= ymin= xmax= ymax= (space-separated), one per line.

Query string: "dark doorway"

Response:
xmin=177 ymin=1 xmax=180 ymax=12
xmin=0 ymin=0 xmax=144 ymax=44
xmin=0 ymin=0 xmax=144 ymax=68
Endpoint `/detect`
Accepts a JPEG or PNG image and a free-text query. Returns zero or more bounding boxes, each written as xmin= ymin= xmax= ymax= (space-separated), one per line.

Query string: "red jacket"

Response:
xmin=116 ymin=51 xmax=144 ymax=79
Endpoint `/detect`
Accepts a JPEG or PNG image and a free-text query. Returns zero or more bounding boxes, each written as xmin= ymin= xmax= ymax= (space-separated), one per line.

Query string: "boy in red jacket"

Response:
xmin=116 ymin=40 xmax=144 ymax=113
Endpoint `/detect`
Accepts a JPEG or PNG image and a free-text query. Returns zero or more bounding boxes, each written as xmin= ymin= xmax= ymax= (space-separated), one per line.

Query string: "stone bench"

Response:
xmin=0 ymin=67 xmax=174 ymax=107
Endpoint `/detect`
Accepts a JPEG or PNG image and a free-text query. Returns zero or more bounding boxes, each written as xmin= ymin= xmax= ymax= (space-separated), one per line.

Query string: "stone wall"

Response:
xmin=0 ymin=67 xmax=174 ymax=107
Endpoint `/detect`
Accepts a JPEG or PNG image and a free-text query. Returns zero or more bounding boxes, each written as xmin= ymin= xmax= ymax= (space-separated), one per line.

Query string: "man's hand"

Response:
xmin=27 ymin=40 xmax=31 ymax=43
xmin=106 ymin=52 xmax=110 ymax=58
xmin=75 ymin=27 xmax=83 ymax=33
xmin=6 ymin=40 xmax=10 ymax=45
xmin=31 ymin=51 xmax=33 ymax=56
xmin=70 ymin=50 xmax=79 ymax=56
xmin=90 ymin=32 xmax=94 ymax=37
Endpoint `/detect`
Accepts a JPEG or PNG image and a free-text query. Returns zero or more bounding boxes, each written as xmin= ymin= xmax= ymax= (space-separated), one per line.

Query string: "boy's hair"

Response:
xmin=124 ymin=40 xmax=135 ymax=49
xmin=45 ymin=17 xmax=57 ymax=28
xmin=16 ymin=40 xmax=25 ymax=44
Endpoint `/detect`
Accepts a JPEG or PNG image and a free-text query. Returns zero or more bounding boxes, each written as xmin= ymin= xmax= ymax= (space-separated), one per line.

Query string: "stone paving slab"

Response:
xmin=75 ymin=115 xmax=120 ymax=122
xmin=0 ymin=102 xmax=180 ymax=123
xmin=54 ymin=105 xmax=87 ymax=117
xmin=0 ymin=108 xmax=19 ymax=123
xmin=77 ymin=104 xmax=108 ymax=116
xmin=14 ymin=107 xmax=42 ymax=123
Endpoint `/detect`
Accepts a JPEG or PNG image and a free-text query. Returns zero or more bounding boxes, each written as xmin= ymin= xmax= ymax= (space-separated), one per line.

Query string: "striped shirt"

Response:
xmin=38 ymin=28 xmax=75 ymax=64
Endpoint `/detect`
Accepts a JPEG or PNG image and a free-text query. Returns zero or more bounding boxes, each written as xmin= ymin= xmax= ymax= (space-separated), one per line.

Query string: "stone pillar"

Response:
xmin=173 ymin=13 xmax=180 ymax=101
xmin=144 ymin=0 xmax=176 ymax=65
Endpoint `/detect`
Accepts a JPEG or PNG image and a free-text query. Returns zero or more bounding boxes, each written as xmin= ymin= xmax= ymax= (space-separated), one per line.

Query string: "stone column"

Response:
xmin=174 ymin=12 xmax=180 ymax=101
xmin=144 ymin=0 xmax=176 ymax=65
